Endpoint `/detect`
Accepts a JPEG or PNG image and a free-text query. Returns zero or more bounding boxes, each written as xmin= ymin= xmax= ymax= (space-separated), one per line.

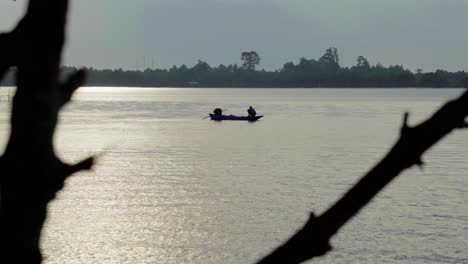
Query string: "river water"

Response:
xmin=0 ymin=88 xmax=467 ymax=264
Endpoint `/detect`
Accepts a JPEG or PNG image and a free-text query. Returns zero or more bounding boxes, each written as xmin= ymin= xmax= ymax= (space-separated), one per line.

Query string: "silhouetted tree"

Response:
xmin=356 ymin=56 xmax=370 ymax=69
xmin=319 ymin=47 xmax=339 ymax=66
xmin=241 ymin=51 xmax=261 ymax=71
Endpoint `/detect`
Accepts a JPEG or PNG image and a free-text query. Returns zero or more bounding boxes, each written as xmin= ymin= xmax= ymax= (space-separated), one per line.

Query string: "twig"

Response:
xmin=258 ymin=90 xmax=468 ymax=264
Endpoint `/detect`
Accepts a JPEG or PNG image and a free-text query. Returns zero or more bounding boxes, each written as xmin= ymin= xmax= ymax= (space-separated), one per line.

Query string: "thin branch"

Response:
xmin=62 ymin=157 xmax=95 ymax=179
xmin=401 ymin=112 xmax=410 ymax=129
xmin=60 ymin=69 xmax=86 ymax=106
xmin=46 ymin=157 xmax=95 ymax=198
xmin=258 ymin=90 xmax=468 ymax=264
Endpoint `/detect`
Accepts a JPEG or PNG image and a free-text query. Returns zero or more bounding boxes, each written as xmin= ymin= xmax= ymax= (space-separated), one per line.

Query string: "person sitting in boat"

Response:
xmin=213 ymin=108 xmax=223 ymax=115
xmin=247 ymin=106 xmax=256 ymax=117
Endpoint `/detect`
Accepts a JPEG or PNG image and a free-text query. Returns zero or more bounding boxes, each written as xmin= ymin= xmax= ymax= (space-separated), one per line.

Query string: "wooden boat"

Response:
xmin=209 ymin=114 xmax=263 ymax=121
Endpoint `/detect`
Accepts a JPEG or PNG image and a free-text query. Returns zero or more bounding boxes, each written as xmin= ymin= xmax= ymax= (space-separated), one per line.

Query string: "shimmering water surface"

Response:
xmin=0 ymin=88 xmax=467 ymax=264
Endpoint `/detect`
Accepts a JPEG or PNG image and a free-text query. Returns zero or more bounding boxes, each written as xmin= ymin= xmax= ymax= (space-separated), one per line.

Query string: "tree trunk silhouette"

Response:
xmin=0 ymin=1 xmax=93 ymax=263
xmin=258 ymin=90 xmax=468 ymax=263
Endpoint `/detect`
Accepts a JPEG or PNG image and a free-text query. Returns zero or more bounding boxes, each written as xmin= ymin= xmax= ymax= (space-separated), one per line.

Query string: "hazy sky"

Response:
xmin=1 ymin=0 xmax=467 ymax=71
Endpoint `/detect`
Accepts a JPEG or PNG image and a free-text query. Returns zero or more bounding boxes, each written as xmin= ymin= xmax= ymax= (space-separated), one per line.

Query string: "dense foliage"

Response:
xmin=2 ymin=48 xmax=467 ymax=87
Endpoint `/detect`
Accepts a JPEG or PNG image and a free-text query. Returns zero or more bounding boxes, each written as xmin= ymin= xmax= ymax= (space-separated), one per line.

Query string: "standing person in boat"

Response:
xmin=247 ymin=106 xmax=256 ymax=118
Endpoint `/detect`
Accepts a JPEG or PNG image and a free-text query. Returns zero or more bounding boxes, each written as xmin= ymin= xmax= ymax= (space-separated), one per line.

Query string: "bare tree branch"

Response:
xmin=60 ymin=69 xmax=86 ymax=106
xmin=61 ymin=157 xmax=95 ymax=179
xmin=258 ymin=90 xmax=468 ymax=264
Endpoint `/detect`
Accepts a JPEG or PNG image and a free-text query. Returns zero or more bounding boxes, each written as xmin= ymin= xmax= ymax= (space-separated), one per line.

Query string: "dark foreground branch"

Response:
xmin=59 ymin=69 xmax=86 ymax=106
xmin=258 ymin=90 xmax=468 ymax=264
xmin=0 ymin=33 xmax=16 ymax=80
xmin=0 ymin=1 xmax=92 ymax=263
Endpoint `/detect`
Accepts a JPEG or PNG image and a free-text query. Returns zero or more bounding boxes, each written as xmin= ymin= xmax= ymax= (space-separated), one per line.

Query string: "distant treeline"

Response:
xmin=2 ymin=48 xmax=467 ymax=88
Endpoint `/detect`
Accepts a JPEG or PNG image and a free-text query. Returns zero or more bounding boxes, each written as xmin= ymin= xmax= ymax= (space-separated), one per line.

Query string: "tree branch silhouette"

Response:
xmin=0 ymin=1 xmax=94 ymax=263
xmin=258 ymin=89 xmax=468 ymax=263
